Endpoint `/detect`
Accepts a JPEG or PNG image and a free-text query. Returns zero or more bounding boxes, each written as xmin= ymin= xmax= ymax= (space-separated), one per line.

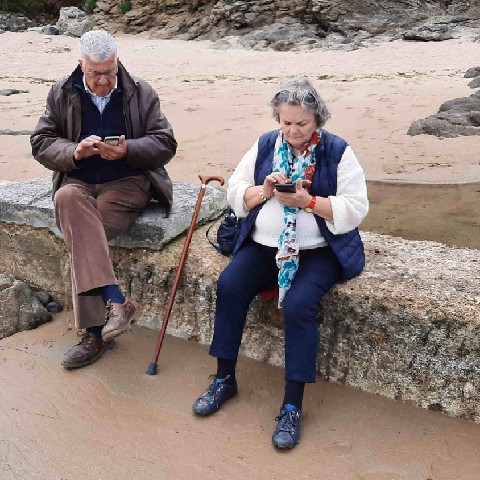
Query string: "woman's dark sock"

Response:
xmin=86 ymin=325 xmax=103 ymax=339
xmin=216 ymin=358 xmax=237 ymax=384
xmin=283 ymin=380 xmax=305 ymax=409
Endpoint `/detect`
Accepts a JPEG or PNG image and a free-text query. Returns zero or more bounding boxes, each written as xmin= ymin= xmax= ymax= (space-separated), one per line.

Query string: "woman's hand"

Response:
xmin=262 ymin=172 xmax=289 ymax=198
xmin=274 ymin=178 xmax=311 ymax=209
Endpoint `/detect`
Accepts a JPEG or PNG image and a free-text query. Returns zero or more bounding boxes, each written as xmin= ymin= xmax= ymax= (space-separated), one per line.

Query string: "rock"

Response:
xmin=34 ymin=291 xmax=51 ymax=305
xmin=0 ymin=177 xmax=226 ymax=251
xmin=464 ymin=66 xmax=480 ymax=78
xmin=0 ymin=12 xmax=34 ymax=32
xmin=0 ymin=89 xmax=29 ymax=97
xmin=46 ymin=302 xmax=63 ymax=314
xmin=237 ymin=22 xmax=322 ymax=51
xmin=42 ymin=25 xmax=59 ymax=35
xmin=403 ymin=23 xmax=455 ymax=42
xmin=210 ymin=39 xmax=232 ymax=50
xmin=0 ymin=130 xmax=33 ymax=136
xmin=0 ymin=274 xmax=52 ymax=340
xmin=56 ymin=7 xmax=93 ymax=37
xmin=408 ymin=90 xmax=480 ymax=137
xmin=468 ymin=77 xmax=480 ymax=89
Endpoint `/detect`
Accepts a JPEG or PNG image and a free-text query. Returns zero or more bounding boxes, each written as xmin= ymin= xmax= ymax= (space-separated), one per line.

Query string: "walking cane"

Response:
xmin=146 ymin=174 xmax=225 ymax=375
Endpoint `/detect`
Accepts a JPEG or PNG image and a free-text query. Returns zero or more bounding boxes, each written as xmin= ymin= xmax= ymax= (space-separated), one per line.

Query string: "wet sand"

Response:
xmin=364 ymin=181 xmax=480 ymax=250
xmin=1 ymin=314 xmax=480 ymax=480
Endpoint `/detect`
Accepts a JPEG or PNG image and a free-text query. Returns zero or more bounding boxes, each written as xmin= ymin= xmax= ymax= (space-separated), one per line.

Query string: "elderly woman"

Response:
xmin=192 ymin=76 xmax=369 ymax=450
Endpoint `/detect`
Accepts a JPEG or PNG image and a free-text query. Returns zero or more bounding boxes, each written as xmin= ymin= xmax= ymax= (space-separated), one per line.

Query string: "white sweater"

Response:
xmin=227 ymin=138 xmax=369 ymax=249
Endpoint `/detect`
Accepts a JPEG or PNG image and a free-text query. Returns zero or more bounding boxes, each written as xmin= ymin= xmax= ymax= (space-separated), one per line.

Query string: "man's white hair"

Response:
xmin=80 ymin=30 xmax=117 ymax=62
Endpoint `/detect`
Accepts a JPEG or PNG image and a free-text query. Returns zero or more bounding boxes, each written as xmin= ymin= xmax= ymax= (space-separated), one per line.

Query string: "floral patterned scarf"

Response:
xmin=272 ymin=129 xmax=320 ymax=307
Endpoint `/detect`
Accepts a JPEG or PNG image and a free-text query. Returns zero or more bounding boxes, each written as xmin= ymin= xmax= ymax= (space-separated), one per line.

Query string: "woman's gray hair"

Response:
xmin=271 ymin=76 xmax=331 ymax=128
xmin=80 ymin=30 xmax=118 ymax=62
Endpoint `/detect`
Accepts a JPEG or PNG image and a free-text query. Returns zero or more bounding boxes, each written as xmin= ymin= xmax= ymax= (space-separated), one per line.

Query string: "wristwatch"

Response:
xmin=304 ymin=195 xmax=317 ymax=213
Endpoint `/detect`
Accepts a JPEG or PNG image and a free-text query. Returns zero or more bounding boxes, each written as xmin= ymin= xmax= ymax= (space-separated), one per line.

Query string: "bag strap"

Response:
xmin=206 ymin=218 xmax=222 ymax=254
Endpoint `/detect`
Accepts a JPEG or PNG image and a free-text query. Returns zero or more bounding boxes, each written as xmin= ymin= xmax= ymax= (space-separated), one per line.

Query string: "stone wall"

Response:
xmin=0 ymin=178 xmax=479 ymax=422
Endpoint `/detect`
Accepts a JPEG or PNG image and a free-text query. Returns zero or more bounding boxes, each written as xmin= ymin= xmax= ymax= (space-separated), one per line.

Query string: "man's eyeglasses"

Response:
xmin=276 ymin=90 xmax=319 ymax=106
xmin=85 ymin=68 xmax=118 ymax=79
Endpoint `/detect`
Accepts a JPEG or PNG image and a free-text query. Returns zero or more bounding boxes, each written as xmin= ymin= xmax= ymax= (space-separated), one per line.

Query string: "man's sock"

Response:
xmin=216 ymin=358 xmax=237 ymax=385
xmin=101 ymin=284 xmax=125 ymax=305
xmin=283 ymin=379 xmax=305 ymax=410
xmin=86 ymin=325 xmax=103 ymax=339
xmin=79 ymin=285 xmax=125 ymax=305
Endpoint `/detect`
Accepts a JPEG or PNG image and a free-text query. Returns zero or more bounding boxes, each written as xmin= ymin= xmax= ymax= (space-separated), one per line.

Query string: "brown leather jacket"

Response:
xmin=30 ymin=62 xmax=177 ymax=211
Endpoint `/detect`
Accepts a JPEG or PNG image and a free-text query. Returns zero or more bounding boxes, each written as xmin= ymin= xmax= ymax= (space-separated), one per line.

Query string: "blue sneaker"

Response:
xmin=192 ymin=375 xmax=238 ymax=416
xmin=272 ymin=404 xmax=302 ymax=450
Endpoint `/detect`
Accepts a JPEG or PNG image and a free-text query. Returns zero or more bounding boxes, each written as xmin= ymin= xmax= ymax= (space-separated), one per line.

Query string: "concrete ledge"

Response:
xmin=0 ymin=178 xmax=479 ymax=422
xmin=0 ymin=176 xmax=226 ymax=250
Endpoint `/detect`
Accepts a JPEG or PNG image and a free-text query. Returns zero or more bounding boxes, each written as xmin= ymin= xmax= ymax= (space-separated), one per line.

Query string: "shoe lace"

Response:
xmin=77 ymin=330 xmax=95 ymax=347
xmin=105 ymin=301 xmax=115 ymax=321
xmin=275 ymin=409 xmax=300 ymax=436
xmin=105 ymin=300 xmax=134 ymax=321
xmin=203 ymin=376 xmax=229 ymax=401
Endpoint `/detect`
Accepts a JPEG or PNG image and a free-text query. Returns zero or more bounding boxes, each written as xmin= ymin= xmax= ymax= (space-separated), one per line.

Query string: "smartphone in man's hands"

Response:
xmin=275 ymin=183 xmax=296 ymax=193
xmin=104 ymin=136 xmax=120 ymax=146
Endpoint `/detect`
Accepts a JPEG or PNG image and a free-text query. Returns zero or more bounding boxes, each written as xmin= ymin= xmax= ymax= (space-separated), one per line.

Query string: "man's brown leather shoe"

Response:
xmin=102 ymin=300 xmax=136 ymax=342
xmin=62 ymin=331 xmax=113 ymax=369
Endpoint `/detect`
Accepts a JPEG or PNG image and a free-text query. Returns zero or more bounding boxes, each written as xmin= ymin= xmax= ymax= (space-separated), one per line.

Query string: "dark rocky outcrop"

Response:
xmin=3 ymin=1 xmax=480 ymax=50
xmin=91 ymin=0 xmax=480 ymax=50
xmin=0 ymin=12 xmax=36 ymax=32
xmin=408 ymin=67 xmax=480 ymax=138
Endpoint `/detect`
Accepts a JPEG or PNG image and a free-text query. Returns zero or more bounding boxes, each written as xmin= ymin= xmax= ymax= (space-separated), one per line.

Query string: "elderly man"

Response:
xmin=31 ymin=30 xmax=177 ymax=369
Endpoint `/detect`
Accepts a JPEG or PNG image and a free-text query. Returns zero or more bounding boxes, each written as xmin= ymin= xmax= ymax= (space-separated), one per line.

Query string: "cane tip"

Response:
xmin=146 ymin=363 xmax=158 ymax=376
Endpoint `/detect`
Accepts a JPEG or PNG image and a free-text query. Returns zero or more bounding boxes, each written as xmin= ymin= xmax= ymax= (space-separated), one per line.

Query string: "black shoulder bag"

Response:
xmin=206 ymin=206 xmax=241 ymax=256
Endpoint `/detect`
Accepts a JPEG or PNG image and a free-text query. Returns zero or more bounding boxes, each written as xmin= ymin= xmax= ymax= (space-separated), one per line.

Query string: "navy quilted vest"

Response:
xmin=233 ymin=129 xmax=365 ymax=281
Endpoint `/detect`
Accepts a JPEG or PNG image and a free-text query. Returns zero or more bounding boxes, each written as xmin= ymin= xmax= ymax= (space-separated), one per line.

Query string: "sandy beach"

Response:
xmin=1 ymin=32 xmax=480 ymax=479
xmin=1 ymin=31 xmax=480 ymax=185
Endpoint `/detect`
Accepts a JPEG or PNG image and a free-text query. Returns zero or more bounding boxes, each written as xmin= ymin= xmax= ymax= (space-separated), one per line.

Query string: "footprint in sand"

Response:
xmin=323 ymin=439 xmax=353 ymax=455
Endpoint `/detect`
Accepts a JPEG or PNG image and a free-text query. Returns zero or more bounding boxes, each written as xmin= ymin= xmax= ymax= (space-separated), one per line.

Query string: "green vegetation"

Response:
xmin=0 ymin=0 xmax=84 ymax=16
xmin=119 ymin=0 xmax=131 ymax=14
xmin=1 ymin=0 xmax=40 ymax=12
xmin=84 ymin=0 xmax=96 ymax=13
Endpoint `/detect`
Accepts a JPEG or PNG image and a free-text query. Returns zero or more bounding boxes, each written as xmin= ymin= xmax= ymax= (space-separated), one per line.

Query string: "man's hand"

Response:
xmin=73 ymin=135 xmax=102 ymax=161
xmin=96 ymin=135 xmax=128 ymax=161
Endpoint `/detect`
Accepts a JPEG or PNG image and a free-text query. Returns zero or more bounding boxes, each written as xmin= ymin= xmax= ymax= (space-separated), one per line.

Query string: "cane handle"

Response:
xmin=199 ymin=174 xmax=225 ymax=187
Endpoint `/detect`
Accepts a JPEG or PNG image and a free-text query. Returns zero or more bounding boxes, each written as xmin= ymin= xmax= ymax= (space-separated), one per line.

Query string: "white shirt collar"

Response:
xmin=82 ymin=75 xmax=118 ymax=98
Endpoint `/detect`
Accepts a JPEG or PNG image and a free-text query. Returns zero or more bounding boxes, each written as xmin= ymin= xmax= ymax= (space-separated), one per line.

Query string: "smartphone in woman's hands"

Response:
xmin=275 ymin=183 xmax=296 ymax=193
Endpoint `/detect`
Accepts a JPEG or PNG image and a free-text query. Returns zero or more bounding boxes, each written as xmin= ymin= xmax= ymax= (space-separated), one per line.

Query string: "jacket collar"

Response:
xmin=61 ymin=61 xmax=137 ymax=98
